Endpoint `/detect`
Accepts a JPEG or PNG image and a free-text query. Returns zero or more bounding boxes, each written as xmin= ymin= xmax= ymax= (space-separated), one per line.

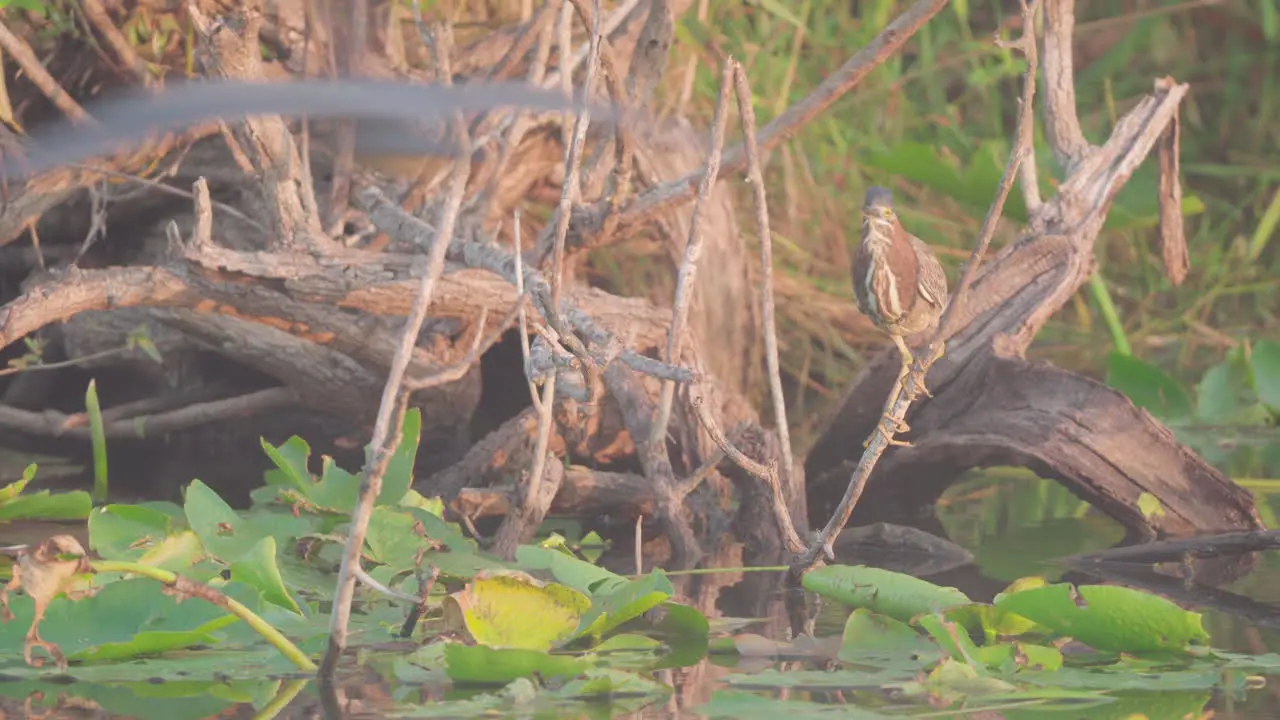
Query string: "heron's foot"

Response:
xmin=863 ymin=413 xmax=912 ymax=448
xmin=910 ymin=371 xmax=933 ymax=400
xmin=908 ymin=340 xmax=948 ymax=400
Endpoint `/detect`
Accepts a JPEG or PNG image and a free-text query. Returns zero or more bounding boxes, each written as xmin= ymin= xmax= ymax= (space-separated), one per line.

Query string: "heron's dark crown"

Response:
xmin=863 ymin=186 xmax=895 ymax=210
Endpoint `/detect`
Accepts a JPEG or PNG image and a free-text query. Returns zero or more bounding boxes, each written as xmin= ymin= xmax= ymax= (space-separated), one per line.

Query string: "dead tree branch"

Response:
xmin=802 ymin=0 xmax=1259 ymax=557
xmin=793 ymin=0 xmax=1039 ymax=576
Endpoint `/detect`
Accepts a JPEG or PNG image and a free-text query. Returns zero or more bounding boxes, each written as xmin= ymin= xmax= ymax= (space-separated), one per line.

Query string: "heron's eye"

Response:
xmin=880 ymin=207 xmax=894 ymax=219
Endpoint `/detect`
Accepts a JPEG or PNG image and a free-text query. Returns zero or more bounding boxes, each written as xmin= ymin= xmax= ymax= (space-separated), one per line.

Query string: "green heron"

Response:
xmin=851 ymin=186 xmax=949 ymax=437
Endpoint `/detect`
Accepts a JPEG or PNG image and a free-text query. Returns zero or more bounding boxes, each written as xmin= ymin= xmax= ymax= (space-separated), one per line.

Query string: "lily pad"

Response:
xmin=802 ymin=565 xmax=971 ymax=621
xmin=443 ymin=643 xmax=589 ymax=684
xmin=443 ymin=571 xmax=590 ymax=651
xmin=992 ymin=583 xmax=1208 ymax=654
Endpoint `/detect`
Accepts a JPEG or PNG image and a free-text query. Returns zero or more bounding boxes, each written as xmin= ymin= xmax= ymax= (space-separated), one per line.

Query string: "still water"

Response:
xmin=4 ymin=467 xmax=1280 ymax=719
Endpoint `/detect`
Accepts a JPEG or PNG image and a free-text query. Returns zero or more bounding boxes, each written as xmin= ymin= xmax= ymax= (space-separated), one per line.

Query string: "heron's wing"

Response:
xmin=850 ymin=242 xmax=878 ymax=319
xmin=908 ymin=233 xmax=949 ymax=309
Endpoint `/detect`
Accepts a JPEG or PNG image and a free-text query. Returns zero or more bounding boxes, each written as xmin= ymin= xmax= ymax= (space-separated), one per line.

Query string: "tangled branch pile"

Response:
xmin=0 ymin=0 xmax=1264 ymax=593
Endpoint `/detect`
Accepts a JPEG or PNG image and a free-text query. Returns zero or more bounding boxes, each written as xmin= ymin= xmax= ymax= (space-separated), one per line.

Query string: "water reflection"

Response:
xmin=5 ymin=467 xmax=1280 ymax=718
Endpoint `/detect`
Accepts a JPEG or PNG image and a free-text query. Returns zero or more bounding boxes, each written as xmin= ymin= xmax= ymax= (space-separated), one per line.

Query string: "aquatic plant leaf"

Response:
xmin=986 ymin=575 xmax=1050 ymax=636
xmin=549 ymin=667 xmax=671 ymax=701
xmin=361 ymin=507 xmax=502 ymax=580
xmin=0 ymin=579 xmax=263 ymax=668
xmin=515 ymin=542 xmax=625 ymax=595
xmin=583 ymin=633 xmax=666 ymax=670
xmin=403 ymin=505 xmax=474 ymax=552
xmin=443 ymin=643 xmax=590 ymax=684
xmin=694 ymin=690 xmax=892 ymax=719
xmin=1105 ymin=352 xmax=1193 ymax=422
xmin=380 ymin=408 xmax=421 ymax=505
xmin=1018 ymin=664 xmax=1226 ymax=692
xmin=184 ymin=481 xmax=311 ymax=563
xmin=260 ymin=435 xmax=312 ymax=493
xmin=228 ymin=536 xmax=302 ymax=614
xmin=1196 ymin=347 xmax=1254 ymax=423
xmin=992 ymin=583 xmax=1208 ymax=653
xmin=653 ymin=601 xmax=710 ymax=637
xmin=363 ymin=507 xmax=428 ymax=567
xmin=0 ymin=679 xmax=247 ymax=720
xmin=184 ymin=480 xmax=268 ymax=560
xmin=75 ymin=629 xmax=222 ymax=663
xmin=573 ymin=569 xmax=674 ymax=642
xmin=443 ymin=571 xmax=590 ymax=651
xmin=649 ymin=601 xmax=710 ymax=670
xmin=917 ymin=613 xmax=985 ymax=671
xmin=802 ymin=564 xmax=971 ymax=622
xmin=1252 ymin=339 xmax=1280 ymax=412
xmin=0 ymin=487 xmax=91 ymax=523
xmin=724 ymin=666 xmax=916 ymax=689
xmin=924 ymin=657 xmax=1018 ymax=697
xmin=89 ymin=503 xmax=179 ymax=560
xmin=134 ymin=530 xmax=207 ymax=572
xmin=974 ymin=641 xmax=1063 ymax=672
xmin=839 ymin=608 xmax=939 ymax=665
xmin=255 ymin=411 xmax=420 ymax=513
xmin=0 ymin=463 xmax=36 ymax=502
xmin=0 ymin=464 xmax=90 ymax=523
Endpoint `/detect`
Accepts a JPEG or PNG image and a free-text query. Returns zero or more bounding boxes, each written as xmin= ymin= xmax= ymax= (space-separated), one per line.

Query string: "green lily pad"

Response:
xmin=443 ymin=643 xmax=590 ymax=685
xmin=228 ymin=536 xmax=302 ymax=614
xmin=573 ymin=569 xmax=674 ymax=642
xmin=802 ymin=565 xmax=971 ymax=622
xmin=992 ymin=583 xmax=1208 ymax=654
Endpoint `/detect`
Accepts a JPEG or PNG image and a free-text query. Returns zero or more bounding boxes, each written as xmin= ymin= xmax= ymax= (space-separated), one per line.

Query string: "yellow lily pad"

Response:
xmin=443 ymin=570 xmax=590 ymax=651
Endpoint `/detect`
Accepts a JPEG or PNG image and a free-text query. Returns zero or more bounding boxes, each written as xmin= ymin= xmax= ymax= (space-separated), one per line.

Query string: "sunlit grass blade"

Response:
xmin=85 ymin=379 xmax=109 ymax=504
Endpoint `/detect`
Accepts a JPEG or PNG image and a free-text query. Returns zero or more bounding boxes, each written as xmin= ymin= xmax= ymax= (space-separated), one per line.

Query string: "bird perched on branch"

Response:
xmin=851 ymin=186 xmax=949 ymax=440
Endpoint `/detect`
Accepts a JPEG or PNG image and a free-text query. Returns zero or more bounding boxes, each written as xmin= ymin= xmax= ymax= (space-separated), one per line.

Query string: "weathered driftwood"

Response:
xmin=804 ymin=1 xmax=1262 ymax=542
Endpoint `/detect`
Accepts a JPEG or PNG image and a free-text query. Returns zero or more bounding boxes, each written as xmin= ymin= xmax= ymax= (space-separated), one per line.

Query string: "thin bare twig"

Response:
xmin=489 ymin=0 xmax=559 ymax=81
xmin=0 ymin=347 xmax=129 ymax=377
xmin=513 ymin=212 xmax=544 ymax=412
xmin=556 ymin=0 xmax=574 ymax=149
xmin=0 ymin=387 xmax=297 ymax=439
xmin=352 ymin=563 xmax=421 ymax=604
xmin=676 ymin=442 xmax=727 ymax=497
xmin=471 ymin=1 xmax=559 ymax=220
xmin=689 ymin=391 xmax=803 ymax=552
xmin=733 ymin=61 xmax=799 ymax=526
xmin=0 ymin=21 xmax=92 ymax=124
xmin=66 ymin=164 xmax=264 ymax=231
xmin=79 ymin=0 xmax=154 ymax=85
xmin=321 ymin=28 xmax=475 ymax=677
xmin=689 ymin=395 xmax=771 ymax=480
xmin=518 ymin=376 xmax=557 ymax=535
xmin=576 ymin=0 xmax=952 ymax=237
xmin=542 ymin=0 xmax=604 ymax=397
xmin=790 ymin=0 xmax=1041 ymax=577
xmin=650 ymin=59 xmax=734 ymax=448
xmin=404 ymin=306 xmax=512 ymax=391
xmin=541 ymin=0 xmax=642 ymax=90
xmin=493 ymin=0 xmax=604 ymax=556
xmin=565 ymin=0 xmax=639 ymax=237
